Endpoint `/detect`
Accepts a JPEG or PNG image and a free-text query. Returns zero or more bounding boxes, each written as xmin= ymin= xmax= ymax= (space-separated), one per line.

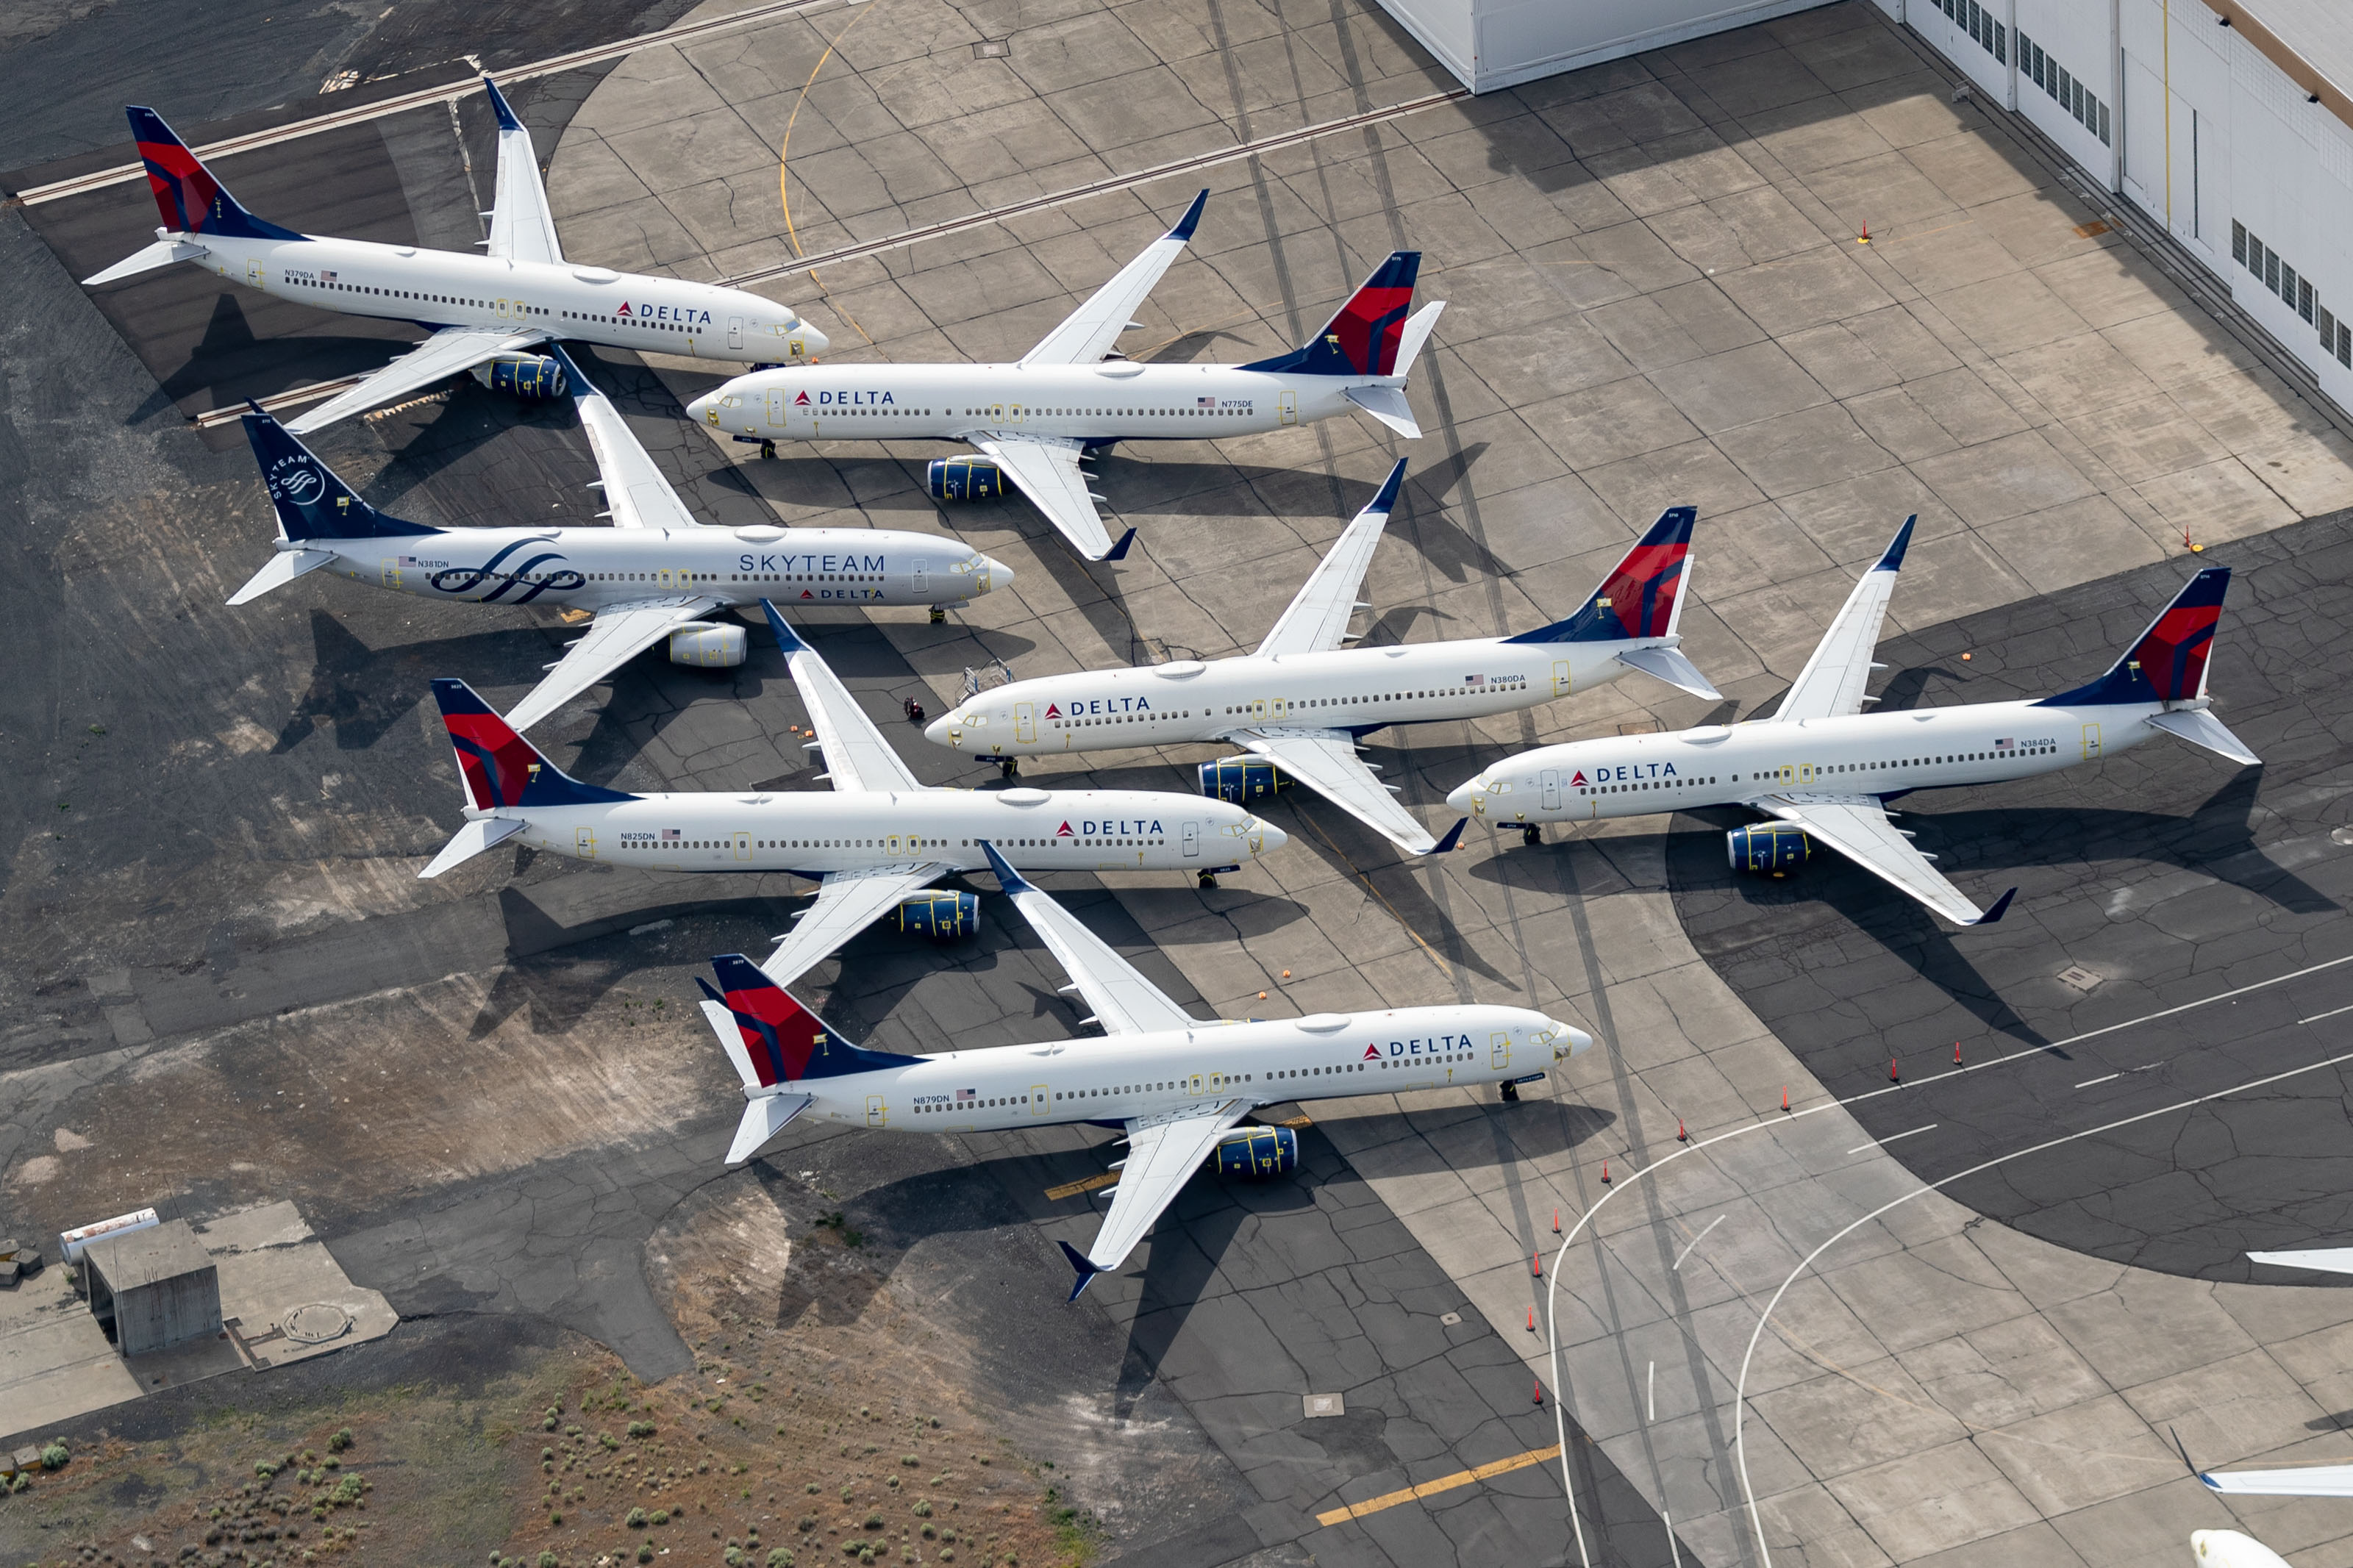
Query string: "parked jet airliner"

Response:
xmin=83 ymin=79 xmax=825 ymax=431
xmin=1447 ymin=519 xmax=2260 ymax=926
xmin=698 ymin=842 xmax=1590 ymax=1296
xmin=421 ymin=605 xmax=1284 ymax=985
xmin=232 ymin=345 xmax=1007 ymax=733
xmin=926 ymin=461 xmax=1718 ymax=855
xmin=682 ymin=192 xmax=1445 ymax=560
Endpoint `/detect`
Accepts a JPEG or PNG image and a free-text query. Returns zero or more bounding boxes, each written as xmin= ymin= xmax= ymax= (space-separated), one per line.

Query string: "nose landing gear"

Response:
xmin=1500 ymin=1080 xmax=1521 ymax=1103
xmin=758 ymin=440 xmax=776 ymax=460
xmin=929 ymin=606 xmax=946 ymax=624
xmin=1521 ymin=824 xmax=1542 ymax=848
xmin=1197 ymin=869 xmax=1218 ymax=889
xmin=996 ymin=757 xmax=1021 ymax=780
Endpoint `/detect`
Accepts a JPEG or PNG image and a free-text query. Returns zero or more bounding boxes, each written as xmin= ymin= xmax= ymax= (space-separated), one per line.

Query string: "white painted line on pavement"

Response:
xmin=1849 ymin=1123 xmax=1936 ymax=1154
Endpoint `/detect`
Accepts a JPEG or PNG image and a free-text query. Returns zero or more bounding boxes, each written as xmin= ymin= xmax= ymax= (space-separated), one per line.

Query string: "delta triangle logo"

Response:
xmin=616 ymin=301 xmax=632 ymax=315
xmin=1055 ymin=821 xmax=1073 ymax=837
xmin=800 ymin=589 xmax=814 ymax=600
xmin=1044 ymin=703 xmax=1061 ymax=719
xmin=1360 ymin=1044 xmax=1382 ymax=1060
xmin=1570 ymin=770 xmax=1587 ymax=786
xmin=795 ymin=390 xmax=812 ymax=405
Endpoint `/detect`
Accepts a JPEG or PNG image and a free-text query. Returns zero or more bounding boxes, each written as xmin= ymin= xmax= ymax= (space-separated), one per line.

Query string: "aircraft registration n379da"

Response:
xmin=699 ymin=842 xmax=1590 ymax=1297
xmin=421 ymin=603 xmax=1285 ymax=987
xmin=683 ymin=191 xmax=1445 ymax=561
xmin=82 ymin=79 xmax=825 ymax=432
xmin=229 ymin=343 xmax=1008 ymax=734
xmin=926 ymin=460 xmax=1718 ymax=855
xmin=1449 ymin=518 xmax=2261 ymax=926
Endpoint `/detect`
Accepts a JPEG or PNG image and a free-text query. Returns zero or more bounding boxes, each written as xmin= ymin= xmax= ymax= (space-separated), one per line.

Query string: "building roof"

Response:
xmin=85 ymin=1219 xmax=214 ymax=1291
xmin=2214 ymin=1 xmax=2353 ymax=138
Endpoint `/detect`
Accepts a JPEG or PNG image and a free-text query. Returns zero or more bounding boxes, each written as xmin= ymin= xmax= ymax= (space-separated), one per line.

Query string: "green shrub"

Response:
xmin=863 ymin=1512 xmax=882 ymax=1530
xmin=600 ymin=1433 xmax=620 ymax=1452
xmin=649 ymin=1510 xmax=669 ymax=1526
xmin=40 ymin=1443 xmax=68 ymax=1471
xmin=328 ymin=1429 xmax=353 ymax=1453
xmin=331 ymin=1475 xmax=364 ymax=1506
xmin=627 ymin=1506 xmax=648 ymax=1528
xmin=899 ymin=1456 xmax=918 ymax=1467
xmin=912 ymin=1501 xmax=932 ymax=1519
xmin=539 ymin=1553 xmax=559 ymax=1568
xmin=254 ymin=1459 xmax=279 ymax=1479
xmin=767 ymin=1551 xmax=794 ymax=1568
xmin=920 ymin=1525 xmax=935 ymax=1539
xmin=726 ymin=1550 xmax=745 ymax=1568
xmin=638 ymin=1546 xmax=654 ymax=1565
xmin=627 ymin=1421 xmax=656 ymax=1439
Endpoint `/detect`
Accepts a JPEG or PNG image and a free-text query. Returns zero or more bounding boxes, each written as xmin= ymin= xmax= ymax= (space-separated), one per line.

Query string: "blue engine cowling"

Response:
xmin=927 ymin=457 xmax=1003 ymax=503
xmin=1199 ymin=757 xmax=1284 ymax=804
xmin=1727 ymin=823 xmax=1809 ymax=876
xmin=896 ymin=890 xmax=978 ymax=939
xmin=480 ymin=354 xmax=568 ymax=400
xmin=1213 ymin=1125 xmax=1298 ymax=1178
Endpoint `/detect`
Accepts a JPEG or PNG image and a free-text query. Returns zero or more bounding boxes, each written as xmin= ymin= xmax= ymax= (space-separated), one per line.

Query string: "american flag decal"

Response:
xmin=1995 ymin=737 xmax=2013 ymax=747
xmin=956 ymin=1087 xmax=976 ymax=1103
xmin=321 ymin=269 xmax=337 ymax=282
xmin=1464 ymin=674 xmax=1485 ymax=685
xmin=662 ymin=828 xmax=682 ymax=840
xmin=1196 ymin=396 xmax=1215 ymax=407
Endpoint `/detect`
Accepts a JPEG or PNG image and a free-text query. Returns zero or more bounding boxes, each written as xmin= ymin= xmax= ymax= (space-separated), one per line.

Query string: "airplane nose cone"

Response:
xmin=1553 ymin=1020 xmax=1594 ymax=1057
xmin=981 ymin=555 xmax=1015 ymax=591
xmin=1446 ymin=779 xmax=1478 ymax=813
xmin=924 ymin=715 xmax=954 ymax=747
xmin=1251 ymin=820 xmax=1288 ymax=856
xmin=799 ymin=321 xmax=832 ymax=355
xmin=685 ymin=392 xmax=713 ymax=425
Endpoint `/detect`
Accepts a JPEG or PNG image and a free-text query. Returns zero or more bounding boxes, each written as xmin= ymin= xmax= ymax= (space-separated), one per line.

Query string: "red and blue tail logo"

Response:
xmin=2040 ymin=567 xmax=2231 ymax=708
xmin=1241 ymin=252 xmax=1421 ymax=377
xmin=699 ymin=956 xmax=923 ymax=1083
xmin=430 ymin=679 xmax=634 ymax=809
xmin=126 ymin=106 xmax=301 ymax=241
xmin=1503 ymin=506 xmax=1696 ymax=645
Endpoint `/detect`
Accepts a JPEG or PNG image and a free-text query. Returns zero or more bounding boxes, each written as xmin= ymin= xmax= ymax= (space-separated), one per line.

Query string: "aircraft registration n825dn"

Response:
xmin=926 ymin=460 xmax=1720 ymax=856
xmin=682 ymin=191 xmax=1446 ymax=561
xmin=698 ymin=842 xmax=1590 ymax=1298
xmin=81 ymin=79 xmax=825 ymax=432
xmin=229 ymin=344 xmax=1009 ymax=734
xmin=1447 ymin=518 xmax=2261 ymax=926
xmin=419 ymin=604 xmax=1284 ymax=987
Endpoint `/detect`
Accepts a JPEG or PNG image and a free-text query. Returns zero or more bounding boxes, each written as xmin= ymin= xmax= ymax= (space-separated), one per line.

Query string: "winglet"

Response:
xmin=1166 ymin=189 xmax=1209 ymax=244
xmin=1875 ymin=515 xmax=1917 ymax=573
xmin=759 ymin=598 xmax=811 ymax=654
xmin=1968 ymin=887 xmax=2017 ymax=926
xmin=979 ymin=839 xmax=1037 ymax=895
xmin=1103 ymin=527 xmax=1138 ymax=563
xmin=1427 ymin=817 xmax=1467 ymax=855
xmin=482 ymin=74 xmax=524 ymax=133
xmin=1057 ymin=1239 xmax=1107 ymax=1301
xmin=1366 ymin=458 xmax=1407 ymax=515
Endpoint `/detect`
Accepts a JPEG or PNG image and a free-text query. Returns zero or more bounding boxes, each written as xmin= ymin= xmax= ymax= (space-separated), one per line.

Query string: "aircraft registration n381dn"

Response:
xmin=1448 ymin=518 xmax=2261 ymax=926
xmin=683 ymin=191 xmax=1445 ymax=561
xmin=699 ymin=842 xmax=1590 ymax=1297
xmin=82 ymin=79 xmax=825 ymax=432
xmin=926 ymin=460 xmax=1719 ymax=855
xmin=419 ymin=604 xmax=1284 ymax=986
xmin=229 ymin=344 xmax=1008 ymax=734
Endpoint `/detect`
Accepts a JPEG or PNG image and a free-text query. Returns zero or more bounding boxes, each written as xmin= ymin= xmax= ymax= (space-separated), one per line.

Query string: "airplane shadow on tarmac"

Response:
xmin=271 ymin=611 xmax=536 ymax=752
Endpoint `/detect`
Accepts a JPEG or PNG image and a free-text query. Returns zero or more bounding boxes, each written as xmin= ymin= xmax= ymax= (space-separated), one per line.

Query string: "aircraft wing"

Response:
xmin=547 ymin=346 xmax=701 ymax=531
xmin=1019 ymin=190 xmax=1207 ymax=367
xmin=1253 ymin=460 xmax=1404 ymax=658
xmin=1772 ymin=516 xmax=1915 ymax=724
xmin=979 ymin=842 xmax=1200 ymax=1037
xmin=758 ymin=601 xmax=927 ymax=794
xmin=502 ymin=596 xmax=724 ymax=733
xmin=965 ymin=434 xmax=1121 ymax=561
xmin=1747 ymin=792 xmax=2013 ymax=927
xmin=1058 ymin=1100 xmax=1250 ymax=1297
xmin=1229 ymin=727 xmax=1453 ymax=856
xmin=285 ymin=325 xmax=547 ymax=434
xmin=761 ymin=864 xmax=954 ymax=987
xmin=482 ymin=76 xmax=563 ymax=266
xmin=2202 ymin=1465 xmax=2353 ymax=1498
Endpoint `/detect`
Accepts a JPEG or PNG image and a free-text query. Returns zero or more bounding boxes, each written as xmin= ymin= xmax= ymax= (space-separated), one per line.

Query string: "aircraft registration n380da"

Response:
xmin=81 ymin=79 xmax=825 ymax=432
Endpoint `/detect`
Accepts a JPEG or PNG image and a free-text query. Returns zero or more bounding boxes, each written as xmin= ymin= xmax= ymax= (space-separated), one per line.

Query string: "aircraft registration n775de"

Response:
xmin=926 ymin=460 xmax=1718 ymax=855
xmin=421 ymin=603 xmax=1285 ymax=987
xmin=229 ymin=343 xmax=1009 ymax=734
xmin=82 ymin=78 xmax=825 ymax=432
xmin=682 ymin=191 xmax=1446 ymax=561
xmin=1448 ymin=518 xmax=2260 ymax=926
xmin=698 ymin=842 xmax=1591 ymax=1297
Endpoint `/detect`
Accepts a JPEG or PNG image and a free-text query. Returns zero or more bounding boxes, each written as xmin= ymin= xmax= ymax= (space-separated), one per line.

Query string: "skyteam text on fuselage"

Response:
xmin=82 ymin=81 xmax=825 ymax=432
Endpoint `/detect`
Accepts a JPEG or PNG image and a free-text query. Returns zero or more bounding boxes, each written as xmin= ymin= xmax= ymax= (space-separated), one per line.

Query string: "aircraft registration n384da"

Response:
xmin=683 ymin=191 xmax=1446 ymax=561
xmin=229 ymin=344 xmax=1008 ymax=734
xmin=82 ymin=79 xmax=825 ymax=432
xmin=421 ymin=602 xmax=1284 ymax=987
xmin=699 ymin=842 xmax=1591 ymax=1297
xmin=1448 ymin=518 xmax=2261 ymax=926
xmin=926 ymin=460 xmax=1718 ymax=855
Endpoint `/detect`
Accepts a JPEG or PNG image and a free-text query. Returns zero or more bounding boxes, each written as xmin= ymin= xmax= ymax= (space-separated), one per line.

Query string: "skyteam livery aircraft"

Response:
xmin=231 ymin=346 xmax=1008 ymax=734
xmin=83 ymin=79 xmax=825 ymax=432
xmin=682 ymin=192 xmax=1446 ymax=561
xmin=698 ymin=842 xmax=1591 ymax=1297
xmin=926 ymin=462 xmax=1718 ymax=855
xmin=421 ymin=606 xmax=1284 ymax=985
xmin=1447 ymin=519 xmax=2260 ymax=926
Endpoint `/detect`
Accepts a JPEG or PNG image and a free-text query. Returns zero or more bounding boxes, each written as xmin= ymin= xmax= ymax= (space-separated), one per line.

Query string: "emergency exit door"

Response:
xmin=2082 ymin=723 xmax=2103 ymax=760
xmin=1490 ymin=1031 xmax=1511 ymax=1070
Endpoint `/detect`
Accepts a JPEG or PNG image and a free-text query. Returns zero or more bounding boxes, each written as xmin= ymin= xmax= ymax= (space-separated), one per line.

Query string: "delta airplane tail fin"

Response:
xmin=1242 ymin=252 xmax=1429 ymax=379
xmin=426 ymin=678 xmax=635 ymax=826
xmin=122 ymin=106 xmax=302 ymax=242
xmin=695 ymin=955 xmax=925 ymax=1156
xmin=240 ymin=407 xmax=438 ymax=544
xmin=1501 ymin=506 xmax=1717 ymax=694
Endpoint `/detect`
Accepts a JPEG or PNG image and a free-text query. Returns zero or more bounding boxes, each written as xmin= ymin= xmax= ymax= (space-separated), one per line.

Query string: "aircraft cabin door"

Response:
xmin=728 ymin=315 xmax=745 ymax=351
xmin=734 ymin=831 xmax=752 ymax=861
xmin=576 ymin=827 xmax=596 ymax=859
xmin=765 ymin=389 xmax=786 ymax=431
xmin=865 ymin=1095 xmax=887 ymax=1128
xmin=1015 ymin=703 xmax=1037 ymax=743
xmin=911 ymin=559 xmax=929 ymax=595
xmin=1490 ymin=1031 xmax=1511 ymax=1070
xmin=2082 ymin=723 xmax=2103 ymax=760
xmin=1540 ymin=770 xmax=1560 ymax=812
xmin=1182 ymin=820 xmax=1200 ymax=859
xmin=1278 ymin=390 xmax=1298 ymax=426
xmin=1029 ymin=1085 xmax=1048 ymax=1117
xmin=379 ymin=558 xmax=404 ymax=590
xmin=1551 ymin=659 xmax=1572 ymax=696
xmin=247 ymin=258 xmax=265 ymax=285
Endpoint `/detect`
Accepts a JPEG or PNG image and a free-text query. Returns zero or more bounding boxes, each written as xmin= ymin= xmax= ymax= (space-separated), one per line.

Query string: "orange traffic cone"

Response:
xmin=1532 ymin=1249 xmax=1543 ymax=1278
xmin=1954 ymin=1040 xmax=1963 ymax=1066
xmin=1551 ymin=1207 xmax=1560 ymax=1234
xmin=1780 ymin=1086 xmax=1790 ymax=1113
xmin=1677 ymin=1118 xmax=1688 ymax=1142
xmin=1532 ymin=1379 xmax=1545 ymax=1406
xmin=1890 ymin=1056 xmax=1901 ymax=1083
xmin=1527 ymin=1307 xmax=1536 ymax=1333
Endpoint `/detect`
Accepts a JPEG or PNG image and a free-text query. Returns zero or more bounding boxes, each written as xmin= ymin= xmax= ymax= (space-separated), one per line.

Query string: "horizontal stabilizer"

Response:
xmin=2201 ymin=1464 xmax=2353 ymax=1498
xmin=1615 ymin=645 xmax=1721 ymax=700
xmin=82 ymin=236 xmax=207 ymax=287
xmin=227 ymin=548 xmax=337 ymax=606
xmin=728 ymin=1091 xmax=814 ymax=1166
xmin=1390 ymin=299 xmax=1445 ymax=380
xmin=418 ymin=815 xmax=527 ymax=879
xmin=2247 ymin=1246 xmax=2353 ymax=1277
xmin=2146 ymin=706 xmax=2260 ymax=767
xmin=1345 ymin=384 xmax=1421 ymax=439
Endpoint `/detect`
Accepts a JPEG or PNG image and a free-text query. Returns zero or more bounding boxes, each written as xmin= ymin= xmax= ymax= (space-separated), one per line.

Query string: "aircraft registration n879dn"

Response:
xmin=229 ymin=343 xmax=1008 ymax=734
xmin=420 ymin=603 xmax=1284 ymax=987
xmin=683 ymin=191 xmax=1446 ymax=561
xmin=1449 ymin=518 xmax=2261 ymax=926
xmin=926 ymin=460 xmax=1719 ymax=855
xmin=699 ymin=842 xmax=1591 ymax=1297
xmin=82 ymin=79 xmax=825 ymax=432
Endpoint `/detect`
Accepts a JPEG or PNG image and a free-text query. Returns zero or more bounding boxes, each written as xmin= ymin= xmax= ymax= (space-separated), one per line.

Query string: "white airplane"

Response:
xmin=230 ymin=345 xmax=1010 ymax=734
xmin=697 ymin=841 xmax=1591 ymax=1296
xmin=1446 ymin=518 xmax=2261 ymax=926
xmin=420 ymin=605 xmax=1285 ymax=985
xmin=2192 ymin=1531 xmax=2295 ymax=1567
xmin=83 ymin=80 xmax=826 ymax=432
xmin=924 ymin=461 xmax=1718 ymax=855
xmin=682 ymin=192 xmax=1445 ymax=561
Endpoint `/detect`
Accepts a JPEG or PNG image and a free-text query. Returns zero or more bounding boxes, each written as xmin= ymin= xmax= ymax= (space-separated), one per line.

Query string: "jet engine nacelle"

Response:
xmin=2192 ymin=1531 xmax=2294 ymax=1568
xmin=1727 ymin=823 xmax=1808 ymax=877
xmin=896 ymin=890 xmax=979 ymax=940
xmin=926 ymin=457 xmax=1003 ymax=503
xmin=1212 ymin=1125 xmax=1298 ymax=1178
xmin=474 ymin=354 xmax=569 ymax=400
xmin=1199 ymin=757 xmax=1285 ymax=804
xmin=668 ymin=624 xmax=747 ymax=667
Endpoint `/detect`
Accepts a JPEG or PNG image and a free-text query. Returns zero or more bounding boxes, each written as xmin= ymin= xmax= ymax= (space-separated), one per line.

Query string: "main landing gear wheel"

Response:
xmin=1500 ymin=1080 xmax=1521 ymax=1103
xmin=1521 ymin=825 xmax=1542 ymax=847
xmin=1196 ymin=870 xmax=1218 ymax=889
